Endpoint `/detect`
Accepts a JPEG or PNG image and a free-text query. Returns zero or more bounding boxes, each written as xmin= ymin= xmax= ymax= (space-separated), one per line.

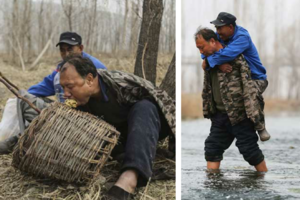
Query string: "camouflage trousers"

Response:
xmin=253 ymin=79 xmax=268 ymax=131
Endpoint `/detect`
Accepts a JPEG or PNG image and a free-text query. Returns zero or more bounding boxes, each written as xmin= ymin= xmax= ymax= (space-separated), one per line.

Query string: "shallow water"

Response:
xmin=182 ymin=115 xmax=300 ymax=200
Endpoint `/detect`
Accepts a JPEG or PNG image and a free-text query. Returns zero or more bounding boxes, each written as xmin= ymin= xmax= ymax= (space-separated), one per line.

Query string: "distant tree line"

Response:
xmin=0 ymin=0 xmax=175 ymax=71
xmin=181 ymin=0 xmax=300 ymax=100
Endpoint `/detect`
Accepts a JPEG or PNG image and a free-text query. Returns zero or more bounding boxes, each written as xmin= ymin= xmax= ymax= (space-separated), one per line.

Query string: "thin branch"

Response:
xmin=0 ymin=75 xmax=41 ymax=114
xmin=0 ymin=72 xmax=19 ymax=91
xmin=139 ymin=177 xmax=152 ymax=200
xmin=8 ymin=36 xmax=26 ymax=71
xmin=29 ymin=15 xmax=63 ymax=70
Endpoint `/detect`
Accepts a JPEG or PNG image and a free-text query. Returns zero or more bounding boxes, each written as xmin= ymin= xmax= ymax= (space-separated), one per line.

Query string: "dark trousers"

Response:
xmin=205 ymin=112 xmax=264 ymax=166
xmin=113 ymin=99 xmax=169 ymax=187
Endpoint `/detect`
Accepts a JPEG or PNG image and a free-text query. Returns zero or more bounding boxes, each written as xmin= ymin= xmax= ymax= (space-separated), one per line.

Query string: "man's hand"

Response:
xmin=218 ymin=63 xmax=232 ymax=73
xmin=202 ymin=60 xmax=207 ymax=70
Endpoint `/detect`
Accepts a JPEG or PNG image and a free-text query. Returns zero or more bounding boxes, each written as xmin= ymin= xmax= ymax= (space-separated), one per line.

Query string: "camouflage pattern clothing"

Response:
xmin=202 ymin=54 xmax=266 ymax=131
xmin=97 ymin=69 xmax=176 ymax=137
xmin=252 ymin=79 xmax=268 ymax=131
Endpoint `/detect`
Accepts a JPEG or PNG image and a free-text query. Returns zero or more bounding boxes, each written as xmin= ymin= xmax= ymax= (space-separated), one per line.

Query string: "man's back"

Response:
xmin=205 ymin=25 xmax=267 ymax=80
xmin=218 ymin=25 xmax=266 ymax=80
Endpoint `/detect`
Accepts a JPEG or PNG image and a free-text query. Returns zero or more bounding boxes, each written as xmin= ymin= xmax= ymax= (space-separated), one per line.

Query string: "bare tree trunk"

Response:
xmin=160 ymin=53 xmax=175 ymax=99
xmin=111 ymin=12 xmax=120 ymax=54
xmin=273 ymin=0 xmax=280 ymax=98
xmin=61 ymin=0 xmax=73 ymax=31
xmin=29 ymin=16 xmax=62 ymax=70
xmin=38 ymin=0 xmax=45 ymax=53
xmin=24 ymin=0 xmax=32 ymax=62
xmin=256 ymin=1 xmax=265 ymax=60
xmin=85 ymin=0 xmax=98 ymax=54
xmin=134 ymin=0 xmax=163 ymax=86
xmin=11 ymin=0 xmax=19 ymax=65
xmin=129 ymin=0 xmax=141 ymax=54
xmin=8 ymin=36 xmax=26 ymax=71
xmin=121 ymin=0 xmax=129 ymax=53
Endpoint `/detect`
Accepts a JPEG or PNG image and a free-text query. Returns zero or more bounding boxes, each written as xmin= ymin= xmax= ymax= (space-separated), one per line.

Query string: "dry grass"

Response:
xmin=264 ymin=98 xmax=300 ymax=115
xmin=0 ymin=144 xmax=175 ymax=200
xmin=72 ymin=53 xmax=171 ymax=86
xmin=0 ymin=53 xmax=173 ymax=119
xmin=0 ymin=53 xmax=175 ymax=200
xmin=181 ymin=93 xmax=203 ymax=120
xmin=181 ymin=93 xmax=300 ymax=119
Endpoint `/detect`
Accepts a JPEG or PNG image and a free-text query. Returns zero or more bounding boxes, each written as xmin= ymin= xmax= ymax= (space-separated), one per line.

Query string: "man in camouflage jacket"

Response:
xmin=202 ymin=54 xmax=265 ymax=131
xmin=97 ymin=69 xmax=175 ymax=137
xmin=195 ymin=28 xmax=268 ymax=172
xmin=59 ymin=55 xmax=175 ymax=199
xmin=203 ymin=12 xmax=270 ymax=142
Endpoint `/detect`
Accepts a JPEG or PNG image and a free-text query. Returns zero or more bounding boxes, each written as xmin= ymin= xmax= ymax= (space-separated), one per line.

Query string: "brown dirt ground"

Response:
xmin=0 ymin=54 xmax=175 ymax=200
xmin=182 ymin=93 xmax=300 ymax=119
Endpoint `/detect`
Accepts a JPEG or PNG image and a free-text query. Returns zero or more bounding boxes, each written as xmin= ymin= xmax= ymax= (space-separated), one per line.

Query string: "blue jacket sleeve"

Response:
xmin=207 ymin=35 xmax=250 ymax=68
xmin=28 ymin=70 xmax=57 ymax=97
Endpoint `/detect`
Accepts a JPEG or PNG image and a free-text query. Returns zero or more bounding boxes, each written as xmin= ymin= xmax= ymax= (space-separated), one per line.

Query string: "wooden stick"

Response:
xmin=0 ymin=72 xmax=19 ymax=91
xmin=0 ymin=78 xmax=41 ymax=114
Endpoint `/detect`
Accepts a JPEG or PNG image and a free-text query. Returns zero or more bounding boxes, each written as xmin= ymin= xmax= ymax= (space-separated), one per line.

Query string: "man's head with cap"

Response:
xmin=57 ymin=32 xmax=84 ymax=60
xmin=210 ymin=12 xmax=236 ymax=41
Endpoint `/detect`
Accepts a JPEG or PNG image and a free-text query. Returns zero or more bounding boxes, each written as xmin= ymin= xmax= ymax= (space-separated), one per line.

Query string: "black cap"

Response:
xmin=56 ymin=32 xmax=82 ymax=47
xmin=210 ymin=12 xmax=236 ymax=27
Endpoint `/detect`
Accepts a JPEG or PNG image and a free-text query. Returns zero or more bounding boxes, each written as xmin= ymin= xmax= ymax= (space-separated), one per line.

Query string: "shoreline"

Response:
xmin=182 ymin=93 xmax=300 ymax=120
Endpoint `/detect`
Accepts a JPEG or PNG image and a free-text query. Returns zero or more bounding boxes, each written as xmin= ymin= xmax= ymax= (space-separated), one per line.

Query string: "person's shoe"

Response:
xmin=258 ymin=129 xmax=271 ymax=141
xmin=107 ymin=185 xmax=132 ymax=200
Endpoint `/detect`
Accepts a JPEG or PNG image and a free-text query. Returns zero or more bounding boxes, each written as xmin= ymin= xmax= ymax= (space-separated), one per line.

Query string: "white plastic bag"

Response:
xmin=0 ymin=98 xmax=20 ymax=142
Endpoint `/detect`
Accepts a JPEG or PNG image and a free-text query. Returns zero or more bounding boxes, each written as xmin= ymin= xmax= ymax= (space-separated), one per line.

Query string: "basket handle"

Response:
xmin=0 ymin=72 xmax=41 ymax=114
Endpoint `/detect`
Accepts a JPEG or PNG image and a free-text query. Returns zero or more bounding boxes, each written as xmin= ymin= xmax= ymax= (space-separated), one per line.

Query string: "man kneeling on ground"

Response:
xmin=59 ymin=55 xmax=175 ymax=199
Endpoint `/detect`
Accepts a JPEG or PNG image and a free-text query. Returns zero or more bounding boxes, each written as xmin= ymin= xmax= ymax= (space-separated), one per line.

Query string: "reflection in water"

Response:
xmin=193 ymin=169 xmax=278 ymax=199
xmin=204 ymin=169 xmax=265 ymax=191
xmin=185 ymin=167 xmax=300 ymax=200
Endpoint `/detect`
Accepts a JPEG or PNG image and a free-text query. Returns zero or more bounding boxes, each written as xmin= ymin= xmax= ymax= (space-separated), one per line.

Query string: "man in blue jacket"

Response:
xmin=201 ymin=12 xmax=270 ymax=141
xmin=28 ymin=32 xmax=107 ymax=102
xmin=0 ymin=32 xmax=107 ymax=154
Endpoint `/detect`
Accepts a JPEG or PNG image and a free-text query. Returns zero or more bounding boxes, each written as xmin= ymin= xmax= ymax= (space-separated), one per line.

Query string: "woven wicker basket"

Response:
xmin=12 ymin=102 xmax=120 ymax=183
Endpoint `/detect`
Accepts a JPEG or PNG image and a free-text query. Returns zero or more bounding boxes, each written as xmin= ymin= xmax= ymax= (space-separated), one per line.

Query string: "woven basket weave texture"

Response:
xmin=12 ymin=102 xmax=120 ymax=183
